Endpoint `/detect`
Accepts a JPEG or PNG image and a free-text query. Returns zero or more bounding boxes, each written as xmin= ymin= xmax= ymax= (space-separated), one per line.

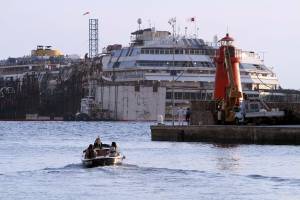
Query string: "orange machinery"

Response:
xmin=214 ymin=34 xmax=243 ymax=123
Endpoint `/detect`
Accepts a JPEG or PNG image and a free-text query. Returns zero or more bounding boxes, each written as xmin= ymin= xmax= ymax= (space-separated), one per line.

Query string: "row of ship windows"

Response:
xmin=261 ymin=94 xmax=300 ymax=102
xmin=110 ymin=62 xmax=272 ymax=77
xmin=140 ymin=48 xmax=214 ymax=56
xmin=137 ymin=61 xmax=214 ymax=68
xmin=106 ymin=70 xmax=216 ymax=77
xmin=165 ymin=92 xmax=300 ymax=102
xmin=166 ymin=92 xmax=213 ymax=100
xmin=106 ymin=71 xmax=273 ymax=80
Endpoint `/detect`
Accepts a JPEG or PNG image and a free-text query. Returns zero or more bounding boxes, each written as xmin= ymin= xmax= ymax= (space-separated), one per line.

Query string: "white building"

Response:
xmin=95 ymin=85 xmax=166 ymax=121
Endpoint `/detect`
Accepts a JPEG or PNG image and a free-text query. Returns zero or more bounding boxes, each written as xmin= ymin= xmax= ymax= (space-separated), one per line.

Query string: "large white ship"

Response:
xmin=97 ymin=27 xmax=280 ymax=119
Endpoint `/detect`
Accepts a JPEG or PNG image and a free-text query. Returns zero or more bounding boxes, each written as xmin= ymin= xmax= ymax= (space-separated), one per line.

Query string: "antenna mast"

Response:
xmin=89 ymin=18 xmax=99 ymax=58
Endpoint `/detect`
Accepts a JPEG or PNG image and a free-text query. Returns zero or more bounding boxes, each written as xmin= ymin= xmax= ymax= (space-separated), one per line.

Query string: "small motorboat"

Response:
xmin=82 ymin=147 xmax=125 ymax=168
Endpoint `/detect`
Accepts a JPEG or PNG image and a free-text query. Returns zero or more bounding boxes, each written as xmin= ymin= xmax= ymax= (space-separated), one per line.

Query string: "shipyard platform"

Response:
xmin=150 ymin=125 xmax=300 ymax=145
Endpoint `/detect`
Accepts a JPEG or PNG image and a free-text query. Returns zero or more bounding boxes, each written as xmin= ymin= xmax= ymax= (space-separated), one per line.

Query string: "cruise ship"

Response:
xmin=100 ymin=27 xmax=280 ymax=112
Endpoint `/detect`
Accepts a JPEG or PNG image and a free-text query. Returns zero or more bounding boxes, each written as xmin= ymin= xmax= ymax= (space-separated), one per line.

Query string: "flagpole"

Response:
xmin=168 ymin=18 xmax=176 ymax=126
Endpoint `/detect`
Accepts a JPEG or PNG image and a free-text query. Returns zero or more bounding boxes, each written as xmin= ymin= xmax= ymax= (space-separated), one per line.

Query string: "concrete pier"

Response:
xmin=151 ymin=125 xmax=300 ymax=145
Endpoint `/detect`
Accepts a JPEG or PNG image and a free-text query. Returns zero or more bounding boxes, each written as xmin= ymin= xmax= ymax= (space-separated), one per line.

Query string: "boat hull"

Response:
xmin=82 ymin=156 xmax=124 ymax=168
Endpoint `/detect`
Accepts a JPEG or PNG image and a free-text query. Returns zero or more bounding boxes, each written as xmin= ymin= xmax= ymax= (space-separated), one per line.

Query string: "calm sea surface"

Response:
xmin=0 ymin=121 xmax=300 ymax=200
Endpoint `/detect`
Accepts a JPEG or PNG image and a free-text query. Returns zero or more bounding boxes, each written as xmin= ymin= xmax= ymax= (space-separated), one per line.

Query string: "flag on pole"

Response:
xmin=168 ymin=17 xmax=176 ymax=25
xmin=187 ymin=17 xmax=196 ymax=22
xmin=83 ymin=11 xmax=90 ymax=16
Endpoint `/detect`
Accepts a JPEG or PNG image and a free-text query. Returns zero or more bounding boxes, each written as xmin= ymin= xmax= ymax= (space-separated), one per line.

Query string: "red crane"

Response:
xmin=214 ymin=34 xmax=243 ymax=123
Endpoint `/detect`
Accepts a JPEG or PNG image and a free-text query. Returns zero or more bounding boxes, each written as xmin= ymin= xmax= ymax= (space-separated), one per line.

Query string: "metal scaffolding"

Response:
xmin=89 ymin=19 xmax=99 ymax=58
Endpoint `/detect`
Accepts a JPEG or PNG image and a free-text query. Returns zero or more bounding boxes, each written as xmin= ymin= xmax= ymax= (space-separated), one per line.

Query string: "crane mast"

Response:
xmin=214 ymin=34 xmax=243 ymax=123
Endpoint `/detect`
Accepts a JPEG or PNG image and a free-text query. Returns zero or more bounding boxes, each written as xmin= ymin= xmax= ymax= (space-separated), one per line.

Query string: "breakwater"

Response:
xmin=151 ymin=125 xmax=300 ymax=145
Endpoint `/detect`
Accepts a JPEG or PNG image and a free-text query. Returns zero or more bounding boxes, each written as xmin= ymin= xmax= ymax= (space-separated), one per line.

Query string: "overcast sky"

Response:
xmin=0 ymin=0 xmax=299 ymax=89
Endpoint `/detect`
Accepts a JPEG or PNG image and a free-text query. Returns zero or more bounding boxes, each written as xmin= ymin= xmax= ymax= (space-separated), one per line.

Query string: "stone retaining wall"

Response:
xmin=151 ymin=125 xmax=300 ymax=145
xmin=190 ymin=101 xmax=300 ymax=125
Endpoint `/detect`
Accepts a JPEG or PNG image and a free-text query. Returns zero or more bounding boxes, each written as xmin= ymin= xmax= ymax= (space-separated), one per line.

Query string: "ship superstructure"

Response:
xmin=0 ymin=28 xmax=287 ymax=121
xmin=100 ymin=28 xmax=280 ymax=110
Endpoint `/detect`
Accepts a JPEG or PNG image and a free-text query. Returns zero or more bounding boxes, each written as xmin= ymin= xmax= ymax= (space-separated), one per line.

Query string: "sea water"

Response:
xmin=0 ymin=121 xmax=300 ymax=200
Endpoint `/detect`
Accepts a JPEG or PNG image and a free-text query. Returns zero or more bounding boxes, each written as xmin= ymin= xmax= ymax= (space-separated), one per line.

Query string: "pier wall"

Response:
xmin=190 ymin=101 xmax=300 ymax=125
xmin=151 ymin=125 xmax=300 ymax=145
xmin=190 ymin=101 xmax=216 ymax=125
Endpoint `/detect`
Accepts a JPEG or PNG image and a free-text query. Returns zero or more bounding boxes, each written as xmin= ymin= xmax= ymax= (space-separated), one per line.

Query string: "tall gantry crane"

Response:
xmin=214 ymin=34 xmax=243 ymax=123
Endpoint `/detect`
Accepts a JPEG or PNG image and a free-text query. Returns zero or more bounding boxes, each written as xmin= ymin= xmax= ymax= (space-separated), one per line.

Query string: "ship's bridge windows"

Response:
xmin=131 ymin=48 xmax=140 ymax=56
xmin=139 ymin=47 xmax=216 ymax=56
xmin=121 ymin=49 xmax=129 ymax=56
xmin=112 ymin=50 xmax=122 ymax=57
xmin=136 ymin=60 xmax=214 ymax=68
xmin=141 ymin=48 xmax=210 ymax=55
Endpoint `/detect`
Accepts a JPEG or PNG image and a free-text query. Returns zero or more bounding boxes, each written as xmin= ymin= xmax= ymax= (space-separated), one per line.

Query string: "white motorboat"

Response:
xmin=82 ymin=147 xmax=125 ymax=168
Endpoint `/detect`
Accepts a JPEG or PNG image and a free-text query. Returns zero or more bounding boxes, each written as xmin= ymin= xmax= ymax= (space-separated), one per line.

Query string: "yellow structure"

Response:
xmin=31 ymin=45 xmax=63 ymax=57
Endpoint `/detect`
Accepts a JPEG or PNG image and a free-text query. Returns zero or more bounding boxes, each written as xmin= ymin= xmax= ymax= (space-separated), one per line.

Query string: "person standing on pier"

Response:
xmin=186 ymin=108 xmax=191 ymax=125
xmin=177 ymin=107 xmax=185 ymax=126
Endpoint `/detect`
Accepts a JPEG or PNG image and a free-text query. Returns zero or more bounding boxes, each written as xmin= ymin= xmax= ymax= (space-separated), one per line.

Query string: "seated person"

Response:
xmin=94 ymin=136 xmax=102 ymax=149
xmin=109 ymin=142 xmax=120 ymax=157
xmin=94 ymin=136 xmax=111 ymax=149
xmin=84 ymin=144 xmax=96 ymax=159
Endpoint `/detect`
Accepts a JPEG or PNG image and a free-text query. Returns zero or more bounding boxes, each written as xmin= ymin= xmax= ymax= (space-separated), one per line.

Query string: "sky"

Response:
xmin=0 ymin=0 xmax=299 ymax=89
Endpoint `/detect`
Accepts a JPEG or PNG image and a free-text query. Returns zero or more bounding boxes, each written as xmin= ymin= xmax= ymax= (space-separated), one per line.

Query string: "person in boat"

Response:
xmin=94 ymin=136 xmax=110 ymax=149
xmin=84 ymin=144 xmax=96 ymax=159
xmin=109 ymin=142 xmax=120 ymax=157
xmin=94 ymin=136 xmax=102 ymax=149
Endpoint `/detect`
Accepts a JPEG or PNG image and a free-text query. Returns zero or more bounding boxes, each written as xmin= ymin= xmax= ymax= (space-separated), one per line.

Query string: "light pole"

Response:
xmin=168 ymin=18 xmax=176 ymax=126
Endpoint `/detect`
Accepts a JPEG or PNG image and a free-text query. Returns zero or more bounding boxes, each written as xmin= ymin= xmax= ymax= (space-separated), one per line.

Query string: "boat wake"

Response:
xmin=117 ymin=163 xmax=208 ymax=176
xmin=3 ymin=162 xmax=299 ymax=187
xmin=116 ymin=164 xmax=300 ymax=185
xmin=2 ymin=163 xmax=86 ymax=176
xmin=246 ymin=174 xmax=300 ymax=185
xmin=42 ymin=163 xmax=84 ymax=173
xmin=45 ymin=163 xmax=83 ymax=170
